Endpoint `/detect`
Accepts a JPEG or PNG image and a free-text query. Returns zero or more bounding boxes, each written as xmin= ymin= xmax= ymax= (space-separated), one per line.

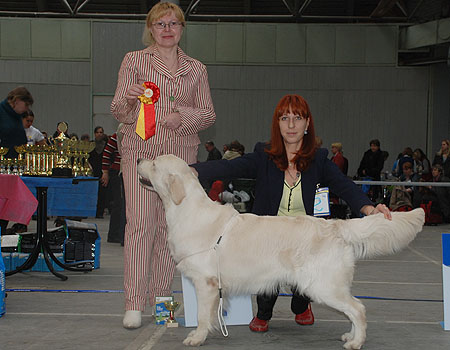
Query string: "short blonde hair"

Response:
xmin=331 ymin=142 xmax=342 ymax=152
xmin=142 ymin=2 xmax=185 ymax=46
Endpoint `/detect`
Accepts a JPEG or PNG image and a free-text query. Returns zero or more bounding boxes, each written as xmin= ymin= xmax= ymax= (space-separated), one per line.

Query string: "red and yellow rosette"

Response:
xmin=136 ymin=82 xmax=160 ymax=140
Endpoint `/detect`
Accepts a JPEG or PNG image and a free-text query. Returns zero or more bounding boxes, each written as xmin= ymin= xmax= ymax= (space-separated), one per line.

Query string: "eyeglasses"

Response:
xmin=152 ymin=21 xmax=182 ymax=30
xmin=279 ymin=115 xmax=305 ymax=123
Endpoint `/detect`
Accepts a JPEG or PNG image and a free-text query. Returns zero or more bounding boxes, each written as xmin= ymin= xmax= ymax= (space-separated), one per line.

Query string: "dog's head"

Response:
xmin=137 ymin=155 xmax=190 ymax=205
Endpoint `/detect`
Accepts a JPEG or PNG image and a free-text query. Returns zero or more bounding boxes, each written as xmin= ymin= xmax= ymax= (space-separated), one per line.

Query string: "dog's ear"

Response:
xmin=168 ymin=174 xmax=186 ymax=205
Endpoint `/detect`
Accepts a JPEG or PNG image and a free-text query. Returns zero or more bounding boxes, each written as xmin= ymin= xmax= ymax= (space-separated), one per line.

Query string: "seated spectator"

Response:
xmin=432 ymin=139 xmax=450 ymax=178
xmin=413 ymin=148 xmax=431 ymax=181
xmin=204 ymin=140 xmax=222 ymax=161
xmin=393 ymin=147 xmax=414 ymax=178
xmin=389 ymin=161 xmax=419 ymax=211
xmin=330 ymin=142 xmax=348 ymax=175
xmin=22 ymin=110 xmax=46 ymax=145
xmin=223 ymin=140 xmax=245 ymax=160
xmin=413 ymin=164 xmax=450 ymax=223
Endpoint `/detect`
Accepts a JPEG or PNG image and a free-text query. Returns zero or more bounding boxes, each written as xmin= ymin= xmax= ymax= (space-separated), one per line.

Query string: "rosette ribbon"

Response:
xmin=136 ymin=82 xmax=160 ymax=140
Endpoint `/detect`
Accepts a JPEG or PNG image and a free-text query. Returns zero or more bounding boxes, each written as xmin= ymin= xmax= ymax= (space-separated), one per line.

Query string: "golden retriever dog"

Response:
xmin=137 ymin=155 xmax=425 ymax=349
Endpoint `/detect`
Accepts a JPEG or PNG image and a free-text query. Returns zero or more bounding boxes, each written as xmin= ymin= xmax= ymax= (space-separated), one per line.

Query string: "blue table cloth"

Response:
xmin=20 ymin=177 xmax=99 ymax=217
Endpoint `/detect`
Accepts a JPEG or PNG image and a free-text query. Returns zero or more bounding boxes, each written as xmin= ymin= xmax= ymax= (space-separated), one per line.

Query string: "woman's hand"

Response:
xmin=125 ymin=84 xmax=145 ymax=106
xmin=100 ymin=171 xmax=109 ymax=187
xmin=162 ymin=112 xmax=182 ymax=130
xmin=362 ymin=203 xmax=392 ymax=220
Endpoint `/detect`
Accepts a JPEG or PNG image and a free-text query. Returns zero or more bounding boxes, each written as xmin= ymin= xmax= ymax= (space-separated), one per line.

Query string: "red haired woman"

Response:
xmin=191 ymin=94 xmax=390 ymax=332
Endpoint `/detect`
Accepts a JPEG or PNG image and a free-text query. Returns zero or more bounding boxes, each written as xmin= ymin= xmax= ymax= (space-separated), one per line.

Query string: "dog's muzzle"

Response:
xmin=139 ymin=176 xmax=153 ymax=188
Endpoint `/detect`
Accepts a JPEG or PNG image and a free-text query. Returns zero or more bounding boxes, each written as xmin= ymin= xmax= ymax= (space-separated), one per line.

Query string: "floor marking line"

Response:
xmin=407 ymin=246 xmax=440 ymax=266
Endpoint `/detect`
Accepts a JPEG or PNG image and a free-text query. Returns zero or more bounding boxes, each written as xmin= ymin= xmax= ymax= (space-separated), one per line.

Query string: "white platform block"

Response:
xmin=443 ymin=234 xmax=450 ymax=330
xmin=181 ymin=274 xmax=253 ymax=327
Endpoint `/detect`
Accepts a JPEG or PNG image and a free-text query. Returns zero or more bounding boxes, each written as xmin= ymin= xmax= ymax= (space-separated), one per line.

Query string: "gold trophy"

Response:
xmin=52 ymin=122 xmax=73 ymax=177
xmin=0 ymin=147 xmax=8 ymax=174
xmin=14 ymin=145 xmax=26 ymax=176
xmin=164 ymin=301 xmax=180 ymax=328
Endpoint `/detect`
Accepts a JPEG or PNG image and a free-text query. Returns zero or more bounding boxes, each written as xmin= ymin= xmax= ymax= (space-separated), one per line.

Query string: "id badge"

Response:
xmin=314 ymin=187 xmax=330 ymax=217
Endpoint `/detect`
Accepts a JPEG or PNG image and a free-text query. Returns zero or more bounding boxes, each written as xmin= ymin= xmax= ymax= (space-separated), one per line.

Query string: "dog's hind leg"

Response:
xmin=315 ymin=290 xmax=366 ymax=350
xmin=183 ymin=277 xmax=219 ymax=347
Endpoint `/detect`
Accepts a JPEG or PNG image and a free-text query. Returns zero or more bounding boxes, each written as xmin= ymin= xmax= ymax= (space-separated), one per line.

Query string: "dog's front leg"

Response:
xmin=183 ymin=277 xmax=219 ymax=347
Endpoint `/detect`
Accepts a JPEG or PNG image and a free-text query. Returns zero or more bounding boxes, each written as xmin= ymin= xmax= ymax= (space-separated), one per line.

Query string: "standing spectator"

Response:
xmin=330 ymin=142 xmax=348 ymax=175
xmin=432 ymin=139 xmax=450 ymax=178
xmin=22 ymin=110 xmax=46 ymax=145
xmin=357 ymin=139 xmax=385 ymax=201
xmin=0 ymin=86 xmax=32 ymax=158
xmin=0 ymin=86 xmax=32 ymax=234
xmin=101 ymin=128 xmax=125 ymax=244
xmin=110 ymin=2 xmax=216 ymax=329
xmin=204 ymin=140 xmax=221 ymax=161
xmin=89 ymin=126 xmax=108 ymax=218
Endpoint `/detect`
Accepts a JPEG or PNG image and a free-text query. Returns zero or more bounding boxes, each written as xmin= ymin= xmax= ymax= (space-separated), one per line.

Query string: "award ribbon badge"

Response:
xmin=136 ymin=82 xmax=160 ymax=140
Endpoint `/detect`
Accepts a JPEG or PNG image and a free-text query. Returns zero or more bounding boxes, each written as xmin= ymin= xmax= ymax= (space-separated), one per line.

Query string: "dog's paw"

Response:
xmin=183 ymin=335 xmax=206 ymax=347
xmin=341 ymin=332 xmax=354 ymax=342
xmin=343 ymin=340 xmax=363 ymax=350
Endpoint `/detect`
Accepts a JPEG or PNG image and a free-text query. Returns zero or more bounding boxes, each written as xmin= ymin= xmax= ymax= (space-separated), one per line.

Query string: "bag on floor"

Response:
xmin=420 ymin=200 xmax=443 ymax=225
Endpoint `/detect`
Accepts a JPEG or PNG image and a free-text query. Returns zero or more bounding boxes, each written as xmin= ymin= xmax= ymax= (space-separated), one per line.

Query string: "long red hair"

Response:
xmin=265 ymin=94 xmax=317 ymax=172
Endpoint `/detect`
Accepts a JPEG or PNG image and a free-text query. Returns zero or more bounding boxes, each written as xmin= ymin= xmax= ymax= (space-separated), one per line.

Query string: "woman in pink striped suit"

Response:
xmin=111 ymin=2 xmax=216 ymax=329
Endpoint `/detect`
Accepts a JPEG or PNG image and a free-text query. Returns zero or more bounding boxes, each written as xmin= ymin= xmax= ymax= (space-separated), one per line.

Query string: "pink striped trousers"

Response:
xmin=121 ymin=141 xmax=198 ymax=311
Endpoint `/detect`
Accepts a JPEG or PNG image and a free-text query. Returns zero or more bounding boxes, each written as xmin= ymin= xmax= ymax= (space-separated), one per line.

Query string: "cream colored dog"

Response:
xmin=137 ymin=155 xmax=425 ymax=350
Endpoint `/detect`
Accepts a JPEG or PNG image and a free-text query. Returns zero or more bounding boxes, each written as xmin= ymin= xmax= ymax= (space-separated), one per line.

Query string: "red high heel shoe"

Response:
xmin=249 ymin=316 xmax=269 ymax=332
xmin=295 ymin=304 xmax=314 ymax=325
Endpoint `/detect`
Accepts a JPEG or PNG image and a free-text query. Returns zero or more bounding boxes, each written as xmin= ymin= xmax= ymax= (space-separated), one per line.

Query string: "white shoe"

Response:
xmin=123 ymin=310 xmax=142 ymax=329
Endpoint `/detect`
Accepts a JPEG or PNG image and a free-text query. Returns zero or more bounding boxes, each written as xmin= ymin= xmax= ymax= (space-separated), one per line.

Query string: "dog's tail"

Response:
xmin=337 ymin=208 xmax=425 ymax=260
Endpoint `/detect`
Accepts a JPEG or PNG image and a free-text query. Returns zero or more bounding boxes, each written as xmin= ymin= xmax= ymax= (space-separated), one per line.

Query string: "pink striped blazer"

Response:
xmin=111 ymin=45 xmax=216 ymax=151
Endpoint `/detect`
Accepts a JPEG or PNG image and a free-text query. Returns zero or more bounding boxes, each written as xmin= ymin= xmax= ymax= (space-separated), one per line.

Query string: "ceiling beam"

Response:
xmin=371 ymin=0 xmax=402 ymax=18
xmin=298 ymin=0 xmax=313 ymax=16
xmin=59 ymin=0 xmax=74 ymax=16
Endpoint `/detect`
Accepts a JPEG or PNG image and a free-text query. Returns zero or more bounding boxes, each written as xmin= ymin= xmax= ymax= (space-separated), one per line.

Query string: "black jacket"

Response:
xmin=192 ymin=142 xmax=372 ymax=216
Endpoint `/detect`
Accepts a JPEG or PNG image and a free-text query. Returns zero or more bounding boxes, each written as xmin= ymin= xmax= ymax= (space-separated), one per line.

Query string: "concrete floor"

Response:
xmin=1 ymin=216 xmax=450 ymax=350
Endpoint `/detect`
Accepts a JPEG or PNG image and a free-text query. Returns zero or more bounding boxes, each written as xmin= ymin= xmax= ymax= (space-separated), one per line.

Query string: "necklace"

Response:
xmin=286 ymin=168 xmax=300 ymax=185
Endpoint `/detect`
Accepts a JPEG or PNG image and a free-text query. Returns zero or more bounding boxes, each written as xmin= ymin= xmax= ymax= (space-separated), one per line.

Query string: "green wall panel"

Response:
xmin=186 ymin=24 xmax=216 ymax=63
xmin=306 ymin=26 xmax=336 ymax=64
xmin=336 ymin=26 xmax=365 ymax=64
xmin=1 ymin=19 xmax=31 ymax=58
xmin=216 ymin=23 xmax=244 ymax=63
xmin=365 ymin=26 xmax=397 ymax=64
xmin=31 ymin=20 xmax=61 ymax=58
xmin=61 ymin=21 xmax=91 ymax=59
xmin=276 ymin=24 xmax=306 ymax=63
xmin=245 ymin=24 xmax=276 ymax=63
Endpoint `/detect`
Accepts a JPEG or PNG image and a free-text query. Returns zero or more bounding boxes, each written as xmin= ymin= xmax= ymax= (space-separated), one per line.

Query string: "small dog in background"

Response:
xmin=137 ymin=155 xmax=425 ymax=350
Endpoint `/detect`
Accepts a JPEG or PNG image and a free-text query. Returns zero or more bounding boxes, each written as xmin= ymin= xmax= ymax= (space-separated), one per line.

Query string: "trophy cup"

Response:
xmin=14 ymin=145 xmax=26 ymax=176
xmin=0 ymin=147 xmax=8 ymax=174
xmin=51 ymin=122 xmax=73 ymax=177
xmin=163 ymin=301 xmax=180 ymax=327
